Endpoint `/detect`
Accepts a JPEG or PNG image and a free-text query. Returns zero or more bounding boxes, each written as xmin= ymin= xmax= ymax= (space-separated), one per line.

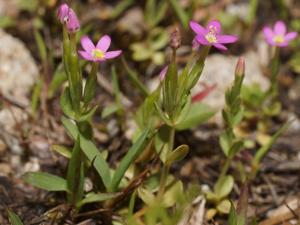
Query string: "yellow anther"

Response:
xmin=92 ymin=49 xmax=105 ymax=59
xmin=273 ymin=35 xmax=284 ymax=44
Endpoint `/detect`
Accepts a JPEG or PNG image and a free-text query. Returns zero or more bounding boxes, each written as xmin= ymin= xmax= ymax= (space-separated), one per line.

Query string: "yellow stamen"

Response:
xmin=205 ymin=32 xmax=217 ymax=43
xmin=92 ymin=49 xmax=105 ymax=59
xmin=273 ymin=35 xmax=284 ymax=44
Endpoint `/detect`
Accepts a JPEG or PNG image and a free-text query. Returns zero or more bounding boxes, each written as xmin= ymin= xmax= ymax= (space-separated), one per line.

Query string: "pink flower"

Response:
xmin=79 ymin=35 xmax=122 ymax=62
xmin=189 ymin=20 xmax=238 ymax=51
xmin=263 ymin=21 xmax=298 ymax=47
xmin=57 ymin=3 xmax=80 ymax=32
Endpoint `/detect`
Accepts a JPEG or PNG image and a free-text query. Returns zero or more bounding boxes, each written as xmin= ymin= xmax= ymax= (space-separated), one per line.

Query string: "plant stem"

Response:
xmin=268 ymin=47 xmax=280 ymax=97
xmin=158 ymin=127 xmax=175 ymax=198
xmin=217 ymin=156 xmax=233 ymax=183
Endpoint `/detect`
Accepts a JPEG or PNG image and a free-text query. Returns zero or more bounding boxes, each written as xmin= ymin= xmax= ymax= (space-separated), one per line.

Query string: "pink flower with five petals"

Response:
xmin=263 ymin=21 xmax=298 ymax=47
xmin=189 ymin=20 xmax=238 ymax=51
xmin=79 ymin=35 xmax=122 ymax=62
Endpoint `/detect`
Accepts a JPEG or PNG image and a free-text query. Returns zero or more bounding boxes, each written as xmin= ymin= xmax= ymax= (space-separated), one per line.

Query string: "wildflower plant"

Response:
xmin=17 ymin=2 xmax=291 ymax=224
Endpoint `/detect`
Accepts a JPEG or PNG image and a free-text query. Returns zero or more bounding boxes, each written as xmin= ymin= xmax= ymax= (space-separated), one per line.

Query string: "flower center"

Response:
xmin=205 ymin=32 xmax=217 ymax=43
xmin=92 ymin=49 xmax=105 ymax=59
xmin=273 ymin=35 xmax=284 ymax=44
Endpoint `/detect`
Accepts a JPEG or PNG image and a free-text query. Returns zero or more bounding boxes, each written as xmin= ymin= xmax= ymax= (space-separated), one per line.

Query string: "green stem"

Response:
xmin=69 ymin=33 xmax=82 ymax=116
xmin=217 ymin=156 xmax=233 ymax=184
xmin=268 ymin=47 xmax=280 ymax=97
xmin=83 ymin=62 xmax=98 ymax=106
xmin=158 ymin=127 xmax=175 ymax=198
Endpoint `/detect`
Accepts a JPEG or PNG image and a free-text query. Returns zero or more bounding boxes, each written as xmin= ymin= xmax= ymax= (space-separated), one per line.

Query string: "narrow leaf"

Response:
xmin=109 ymin=128 xmax=152 ymax=192
xmin=23 ymin=172 xmax=68 ymax=191
xmin=67 ymin=137 xmax=84 ymax=204
xmin=62 ymin=117 xmax=111 ymax=190
xmin=77 ymin=192 xmax=118 ymax=208
xmin=166 ymin=144 xmax=189 ymax=165
xmin=8 ymin=211 xmax=24 ymax=225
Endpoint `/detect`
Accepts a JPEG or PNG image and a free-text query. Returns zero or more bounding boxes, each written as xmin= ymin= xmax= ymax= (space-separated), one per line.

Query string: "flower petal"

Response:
xmin=263 ymin=26 xmax=274 ymax=41
xmin=207 ymin=20 xmax=221 ymax=34
xmin=96 ymin=35 xmax=111 ymax=52
xmin=189 ymin=21 xmax=206 ymax=35
xmin=285 ymin=32 xmax=298 ymax=41
xmin=78 ymin=50 xmax=93 ymax=61
xmin=159 ymin=66 xmax=168 ymax=81
xmin=217 ymin=35 xmax=238 ymax=44
xmin=105 ymin=50 xmax=122 ymax=59
xmin=80 ymin=36 xmax=95 ymax=52
xmin=277 ymin=41 xmax=289 ymax=47
xmin=213 ymin=43 xmax=227 ymax=50
xmin=274 ymin=21 xmax=286 ymax=35
xmin=196 ymin=35 xmax=209 ymax=45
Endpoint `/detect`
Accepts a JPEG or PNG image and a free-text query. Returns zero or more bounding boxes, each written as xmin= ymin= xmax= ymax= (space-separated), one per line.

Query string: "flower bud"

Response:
xmin=57 ymin=3 xmax=69 ymax=23
xmin=235 ymin=57 xmax=245 ymax=77
xmin=170 ymin=28 xmax=181 ymax=50
xmin=57 ymin=3 xmax=80 ymax=33
xmin=66 ymin=9 xmax=80 ymax=33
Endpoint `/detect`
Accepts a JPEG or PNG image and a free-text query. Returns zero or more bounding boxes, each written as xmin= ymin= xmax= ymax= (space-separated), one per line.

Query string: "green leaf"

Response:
xmin=168 ymin=0 xmax=189 ymax=29
xmin=138 ymin=187 xmax=156 ymax=206
xmin=109 ymin=128 xmax=152 ymax=192
xmin=48 ymin=64 xmax=67 ymax=98
xmin=154 ymin=125 xmax=172 ymax=163
xmin=217 ymin=199 xmax=231 ymax=214
xmin=62 ymin=117 xmax=111 ymax=190
xmin=102 ymin=104 xmax=120 ymax=118
xmin=60 ymin=87 xmax=76 ymax=119
xmin=31 ymin=78 xmax=43 ymax=113
xmin=165 ymin=144 xmax=189 ymax=165
xmin=154 ymin=102 xmax=172 ymax=126
xmin=8 ymin=210 xmax=24 ymax=225
xmin=162 ymin=180 xmax=183 ymax=207
xmin=136 ymin=88 xmax=160 ymax=129
xmin=52 ymin=144 xmax=71 ymax=158
xmin=77 ymin=192 xmax=118 ymax=208
xmin=34 ymin=29 xmax=47 ymax=63
xmin=175 ymin=102 xmax=216 ymax=130
xmin=228 ymin=201 xmax=238 ymax=225
xmin=214 ymin=175 xmax=234 ymax=199
xmin=228 ymin=140 xmax=244 ymax=158
xmin=23 ymin=172 xmax=68 ymax=192
xmin=79 ymin=105 xmax=98 ymax=122
xmin=220 ymin=130 xmax=233 ymax=157
xmin=110 ymin=0 xmax=134 ymax=18
xmin=253 ymin=120 xmax=291 ymax=165
xmin=67 ymin=137 xmax=84 ymax=204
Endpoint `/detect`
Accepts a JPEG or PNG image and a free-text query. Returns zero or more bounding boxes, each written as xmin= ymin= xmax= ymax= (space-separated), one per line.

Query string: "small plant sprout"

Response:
xmin=190 ymin=20 xmax=238 ymax=50
xmin=206 ymin=57 xmax=245 ymax=218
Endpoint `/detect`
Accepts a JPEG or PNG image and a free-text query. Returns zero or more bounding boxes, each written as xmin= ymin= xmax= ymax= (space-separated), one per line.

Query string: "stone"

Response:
xmin=194 ymin=51 xmax=270 ymax=111
xmin=0 ymin=29 xmax=38 ymax=133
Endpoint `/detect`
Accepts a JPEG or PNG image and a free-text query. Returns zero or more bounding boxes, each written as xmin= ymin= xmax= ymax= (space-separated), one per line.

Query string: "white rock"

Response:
xmin=0 ymin=29 xmax=38 ymax=133
xmin=194 ymin=51 xmax=270 ymax=110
